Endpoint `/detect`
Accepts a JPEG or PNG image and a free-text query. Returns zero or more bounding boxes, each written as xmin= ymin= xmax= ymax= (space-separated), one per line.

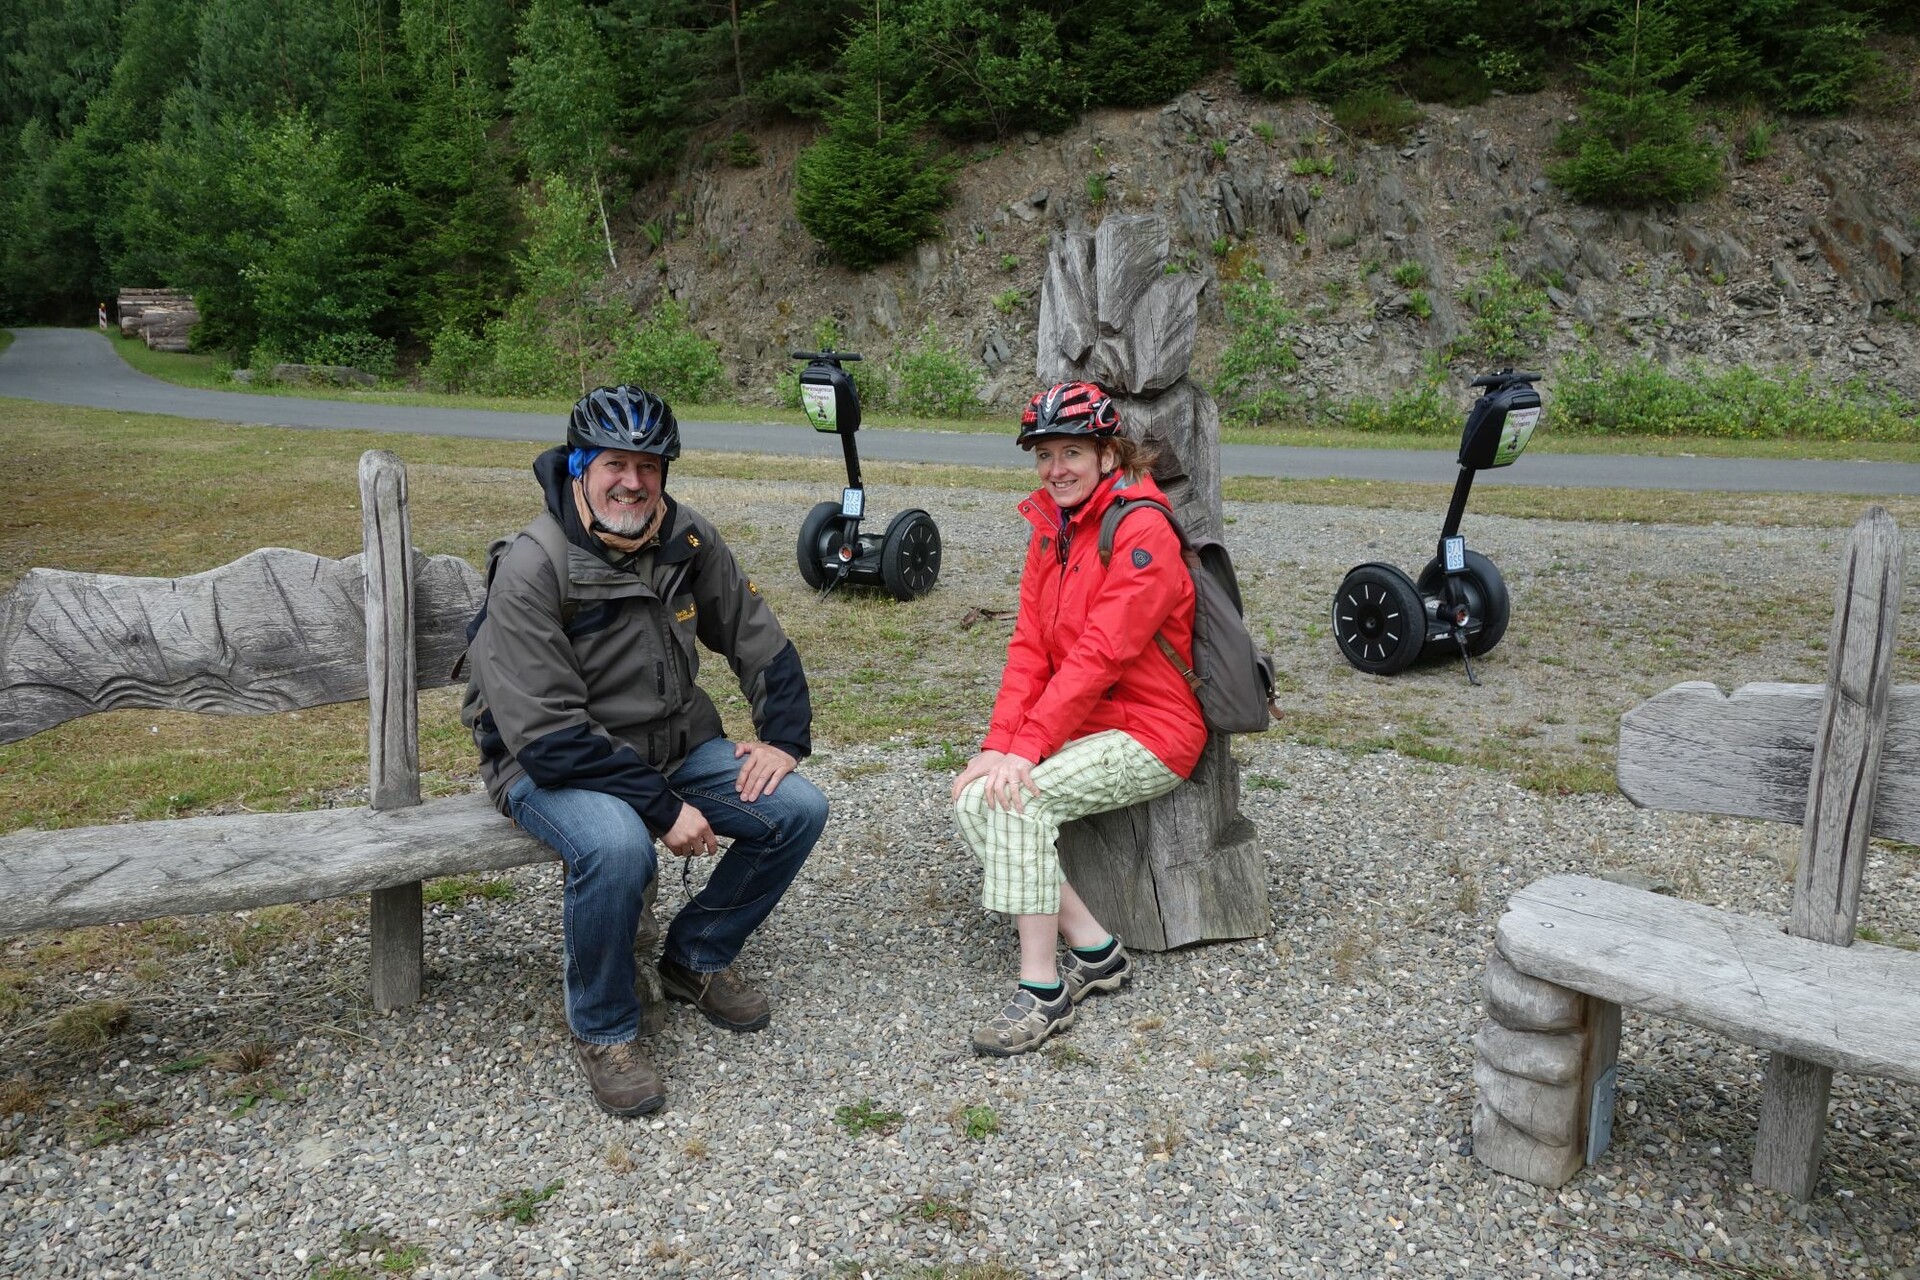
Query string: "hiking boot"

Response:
xmin=1059 ymin=941 xmax=1132 ymax=1003
xmin=659 ymin=958 xmax=771 ymax=1031
xmin=571 ymin=1036 xmax=665 ymax=1117
xmin=971 ymin=986 xmax=1075 ymax=1057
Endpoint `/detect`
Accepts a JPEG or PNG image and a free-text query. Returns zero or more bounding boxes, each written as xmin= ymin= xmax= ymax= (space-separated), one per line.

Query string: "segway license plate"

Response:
xmin=1491 ymin=405 xmax=1540 ymax=467
xmin=839 ymin=486 xmax=865 ymax=519
xmin=1443 ymin=535 xmax=1466 ymax=573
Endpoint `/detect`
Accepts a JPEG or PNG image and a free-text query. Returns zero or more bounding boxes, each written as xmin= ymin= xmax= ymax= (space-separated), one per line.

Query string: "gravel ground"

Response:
xmin=3 ymin=478 xmax=1918 ymax=1279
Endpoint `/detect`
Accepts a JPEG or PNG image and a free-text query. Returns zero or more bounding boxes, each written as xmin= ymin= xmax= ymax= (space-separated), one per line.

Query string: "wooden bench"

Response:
xmin=1472 ymin=506 xmax=1919 ymax=1199
xmin=0 ymin=451 xmax=553 ymax=1010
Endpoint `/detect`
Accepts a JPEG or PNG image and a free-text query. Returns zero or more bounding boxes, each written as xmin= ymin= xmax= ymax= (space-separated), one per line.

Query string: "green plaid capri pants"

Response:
xmin=954 ymin=730 xmax=1183 ymax=915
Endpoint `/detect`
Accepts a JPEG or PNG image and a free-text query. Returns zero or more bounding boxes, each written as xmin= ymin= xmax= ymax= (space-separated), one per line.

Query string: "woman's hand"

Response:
xmin=952 ymin=749 xmax=1004 ymax=800
xmin=981 ymin=752 xmax=1040 ymax=813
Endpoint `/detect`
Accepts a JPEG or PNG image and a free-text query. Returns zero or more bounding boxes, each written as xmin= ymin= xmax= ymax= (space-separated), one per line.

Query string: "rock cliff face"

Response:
xmin=633 ymin=80 xmax=1920 ymax=413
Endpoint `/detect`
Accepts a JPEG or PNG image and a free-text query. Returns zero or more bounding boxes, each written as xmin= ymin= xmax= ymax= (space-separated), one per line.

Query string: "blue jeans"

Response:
xmin=506 ymin=736 xmax=827 ymax=1044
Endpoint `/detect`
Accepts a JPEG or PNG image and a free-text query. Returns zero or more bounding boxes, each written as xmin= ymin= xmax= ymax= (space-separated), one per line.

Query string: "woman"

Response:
xmin=952 ymin=381 xmax=1207 ymax=1056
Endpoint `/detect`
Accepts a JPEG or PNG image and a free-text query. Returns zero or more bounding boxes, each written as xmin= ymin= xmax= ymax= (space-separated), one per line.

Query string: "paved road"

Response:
xmin=6 ymin=327 xmax=1917 ymax=493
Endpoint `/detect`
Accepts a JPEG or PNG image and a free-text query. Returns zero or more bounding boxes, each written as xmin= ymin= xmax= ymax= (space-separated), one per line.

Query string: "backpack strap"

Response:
xmin=1096 ymin=497 xmax=1202 ymax=695
xmin=450 ymin=512 xmax=573 ymax=680
xmin=523 ymin=511 xmax=572 ymax=614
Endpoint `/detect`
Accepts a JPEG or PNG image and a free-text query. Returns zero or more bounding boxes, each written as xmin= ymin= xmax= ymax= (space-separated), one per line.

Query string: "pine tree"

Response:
xmin=1549 ymin=0 xmax=1724 ymax=207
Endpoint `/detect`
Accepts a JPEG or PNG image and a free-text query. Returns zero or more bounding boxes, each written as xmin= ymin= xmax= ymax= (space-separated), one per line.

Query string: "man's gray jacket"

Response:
xmin=460 ymin=447 xmax=812 ymax=833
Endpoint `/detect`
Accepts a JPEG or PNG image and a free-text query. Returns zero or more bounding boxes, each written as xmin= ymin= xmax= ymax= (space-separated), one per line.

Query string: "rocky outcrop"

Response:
xmin=638 ymin=81 xmax=1920 ymax=410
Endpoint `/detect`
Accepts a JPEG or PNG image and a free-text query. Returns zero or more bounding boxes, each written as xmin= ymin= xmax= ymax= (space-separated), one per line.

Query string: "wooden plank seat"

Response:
xmin=0 ymin=792 xmax=549 ymax=937
xmin=1495 ymin=873 xmax=1920 ymax=1082
xmin=0 ymin=451 xmax=537 ymax=1010
xmin=1473 ymin=506 xmax=1916 ymax=1200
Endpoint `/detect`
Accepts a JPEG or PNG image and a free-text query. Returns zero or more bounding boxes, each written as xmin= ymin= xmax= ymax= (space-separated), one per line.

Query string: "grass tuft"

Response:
xmin=835 ymin=1098 xmax=904 ymax=1137
xmin=491 ymin=1180 xmax=564 ymax=1225
xmin=48 ymin=998 xmax=131 ymax=1050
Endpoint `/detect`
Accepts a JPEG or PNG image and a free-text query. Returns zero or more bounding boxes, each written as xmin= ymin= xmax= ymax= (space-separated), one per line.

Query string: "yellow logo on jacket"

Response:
xmin=676 ymin=604 xmax=697 ymax=623
xmin=687 ymin=534 xmax=700 ymax=548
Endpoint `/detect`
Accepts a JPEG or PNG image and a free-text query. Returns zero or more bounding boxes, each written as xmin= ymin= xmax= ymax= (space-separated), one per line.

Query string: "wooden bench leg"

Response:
xmin=1472 ymin=949 xmax=1621 ymax=1187
xmin=370 ymin=881 xmax=424 ymax=1011
xmin=1753 ymin=1054 xmax=1833 ymax=1200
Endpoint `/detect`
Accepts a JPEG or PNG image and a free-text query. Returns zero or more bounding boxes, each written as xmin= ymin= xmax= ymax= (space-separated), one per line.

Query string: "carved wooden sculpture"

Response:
xmin=1037 ymin=214 xmax=1271 ymax=950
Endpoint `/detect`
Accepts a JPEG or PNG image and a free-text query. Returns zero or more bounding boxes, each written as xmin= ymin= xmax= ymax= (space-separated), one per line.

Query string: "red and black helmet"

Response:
xmin=1017 ymin=381 xmax=1121 ymax=448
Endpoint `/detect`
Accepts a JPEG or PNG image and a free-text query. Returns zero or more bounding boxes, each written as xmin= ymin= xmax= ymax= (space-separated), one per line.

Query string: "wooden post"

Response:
xmin=1042 ymin=215 xmax=1269 ymax=950
xmin=1752 ymin=506 xmax=1903 ymax=1197
xmin=360 ymin=450 xmax=425 ymax=1011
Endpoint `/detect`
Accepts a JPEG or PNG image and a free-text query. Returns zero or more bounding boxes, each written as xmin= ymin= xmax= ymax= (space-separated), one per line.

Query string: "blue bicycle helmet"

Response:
xmin=567 ymin=385 xmax=681 ymax=459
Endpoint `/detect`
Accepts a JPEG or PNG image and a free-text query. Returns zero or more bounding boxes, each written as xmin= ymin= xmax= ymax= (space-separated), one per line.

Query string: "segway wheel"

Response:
xmin=879 ymin=508 xmax=941 ymax=601
xmin=796 ymin=501 xmax=843 ymax=590
xmin=1332 ymin=563 xmax=1424 ymax=675
xmin=1416 ymin=550 xmax=1510 ymax=656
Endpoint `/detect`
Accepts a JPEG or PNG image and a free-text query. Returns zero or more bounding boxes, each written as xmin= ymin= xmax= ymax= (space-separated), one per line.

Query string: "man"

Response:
xmin=462 ymin=384 xmax=827 ymax=1116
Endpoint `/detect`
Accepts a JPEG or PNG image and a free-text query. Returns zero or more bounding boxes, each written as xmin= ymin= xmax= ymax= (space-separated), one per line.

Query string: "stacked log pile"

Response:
xmin=116 ymin=289 xmax=199 ymax=352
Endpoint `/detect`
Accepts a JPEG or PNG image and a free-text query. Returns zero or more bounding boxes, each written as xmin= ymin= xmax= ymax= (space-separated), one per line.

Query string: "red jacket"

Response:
xmin=982 ymin=470 xmax=1207 ymax=778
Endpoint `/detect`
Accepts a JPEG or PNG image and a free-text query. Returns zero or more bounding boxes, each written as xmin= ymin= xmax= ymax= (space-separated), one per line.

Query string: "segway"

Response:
xmin=1332 ymin=369 xmax=1543 ymax=684
xmin=792 ymin=350 xmax=942 ymax=600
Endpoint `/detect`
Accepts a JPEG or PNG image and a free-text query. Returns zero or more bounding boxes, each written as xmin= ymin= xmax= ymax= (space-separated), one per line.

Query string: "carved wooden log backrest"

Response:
xmin=0 ymin=451 xmax=484 ymax=747
xmin=1036 ymin=214 xmax=1220 ymax=542
xmin=1616 ymin=506 xmax=1909 ymax=942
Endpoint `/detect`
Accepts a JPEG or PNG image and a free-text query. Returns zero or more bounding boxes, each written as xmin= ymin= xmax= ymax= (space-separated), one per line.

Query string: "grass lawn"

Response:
xmin=4 ymin=399 xmax=1917 ymax=840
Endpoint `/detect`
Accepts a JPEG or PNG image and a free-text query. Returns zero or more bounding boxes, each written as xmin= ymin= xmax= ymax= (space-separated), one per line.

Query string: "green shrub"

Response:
xmin=480 ymin=311 xmax=570 ymax=397
xmin=1398 ymin=53 xmax=1490 ymax=105
xmin=725 ymin=132 xmax=760 ymax=168
xmin=1324 ymin=380 xmax=1455 ymax=435
xmin=1455 ymin=261 xmax=1549 ymax=364
xmin=1233 ymin=0 xmax=1404 ymax=102
xmin=305 ymin=331 xmax=395 ymax=378
xmin=1552 ymin=353 xmax=1920 ymax=441
xmin=1549 ymin=0 xmax=1724 ymax=207
xmin=1390 ymin=261 xmax=1427 ymax=288
xmin=795 ymin=113 xmax=954 ymax=269
xmin=421 ymin=324 xmax=489 ymax=395
xmin=1289 ymin=155 xmax=1336 ymax=177
xmin=613 ymin=297 xmax=725 ymax=402
xmin=1086 ymin=172 xmax=1109 ymax=205
xmin=1213 ymin=269 xmax=1299 ymax=427
xmin=892 ymin=323 xmax=981 ymax=418
xmin=1331 ymin=88 xmax=1422 ymax=141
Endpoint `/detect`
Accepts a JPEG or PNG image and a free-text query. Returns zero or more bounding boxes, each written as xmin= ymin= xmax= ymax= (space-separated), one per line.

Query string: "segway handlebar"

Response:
xmin=790 ymin=350 xmax=863 ymax=363
xmin=1468 ymin=369 xmax=1541 ymax=390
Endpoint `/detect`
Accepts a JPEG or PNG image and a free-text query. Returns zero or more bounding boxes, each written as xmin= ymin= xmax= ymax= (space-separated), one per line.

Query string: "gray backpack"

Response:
xmin=1098 ymin=497 xmax=1277 ymax=734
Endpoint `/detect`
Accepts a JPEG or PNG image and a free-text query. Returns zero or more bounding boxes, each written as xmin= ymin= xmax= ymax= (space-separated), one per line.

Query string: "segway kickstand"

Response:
xmin=1453 ymin=626 xmax=1481 ymax=686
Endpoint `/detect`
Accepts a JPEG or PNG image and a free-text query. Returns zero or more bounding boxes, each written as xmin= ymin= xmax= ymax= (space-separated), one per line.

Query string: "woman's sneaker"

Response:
xmin=971 ymin=986 xmax=1075 ymax=1057
xmin=1060 ymin=941 xmax=1132 ymax=1003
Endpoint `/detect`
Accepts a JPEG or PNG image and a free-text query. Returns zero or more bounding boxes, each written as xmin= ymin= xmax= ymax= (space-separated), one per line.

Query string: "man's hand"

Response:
xmin=662 ymin=802 xmax=719 ymax=858
xmin=733 ymin=740 xmax=797 ymax=804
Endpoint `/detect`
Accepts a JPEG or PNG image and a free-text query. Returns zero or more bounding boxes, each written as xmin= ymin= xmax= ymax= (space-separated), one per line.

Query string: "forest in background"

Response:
xmin=2 ymin=0 xmax=1915 ymax=399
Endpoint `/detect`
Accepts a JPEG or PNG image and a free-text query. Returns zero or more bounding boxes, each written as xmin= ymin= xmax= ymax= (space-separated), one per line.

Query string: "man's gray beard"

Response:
xmin=593 ymin=497 xmax=654 ymax=536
